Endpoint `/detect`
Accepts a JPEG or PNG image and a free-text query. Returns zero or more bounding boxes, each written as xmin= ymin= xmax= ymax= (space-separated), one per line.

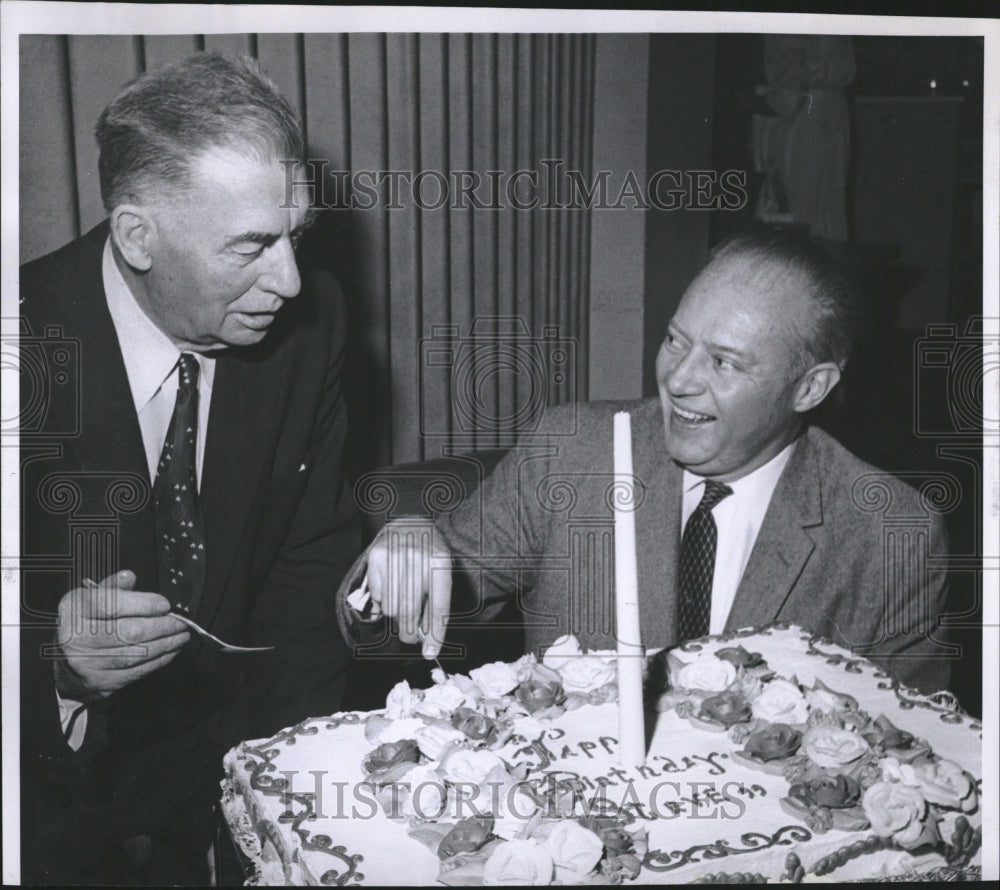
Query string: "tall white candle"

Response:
xmin=613 ymin=411 xmax=646 ymax=766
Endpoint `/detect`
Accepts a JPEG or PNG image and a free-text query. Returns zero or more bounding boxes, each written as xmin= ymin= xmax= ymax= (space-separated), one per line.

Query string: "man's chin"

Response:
xmin=663 ymin=424 xmax=717 ymax=469
xmin=222 ymin=322 xmax=273 ymax=347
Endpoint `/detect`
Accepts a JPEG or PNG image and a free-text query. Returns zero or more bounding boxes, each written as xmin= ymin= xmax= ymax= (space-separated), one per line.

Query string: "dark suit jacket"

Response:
xmin=19 ymin=223 xmax=360 ymax=881
xmin=426 ymin=398 xmax=952 ymax=694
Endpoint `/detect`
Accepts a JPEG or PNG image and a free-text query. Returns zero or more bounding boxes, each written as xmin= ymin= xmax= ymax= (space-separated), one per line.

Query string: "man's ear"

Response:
xmin=792 ymin=363 xmax=842 ymax=414
xmin=108 ymin=205 xmax=155 ymax=272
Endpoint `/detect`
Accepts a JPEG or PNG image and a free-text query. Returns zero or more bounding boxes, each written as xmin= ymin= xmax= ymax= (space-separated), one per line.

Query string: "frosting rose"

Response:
xmin=483 ymin=839 xmax=554 ymax=885
xmin=542 ymin=821 xmax=604 ymax=884
xmin=862 ymin=781 xmax=931 ymax=848
xmin=385 ymin=680 xmax=421 ymax=719
xmin=699 ymin=690 xmax=753 ymax=727
xmin=801 ymin=725 xmax=871 ymax=769
xmin=438 ymin=816 xmax=494 ymax=859
xmin=414 ymin=723 xmax=466 ymax=761
xmin=885 ymin=757 xmax=978 ymax=813
xmin=676 ymin=657 xmax=737 ymax=693
xmin=751 ymin=679 xmax=809 ymax=724
xmin=492 ymin=781 xmax=541 ymax=840
xmin=555 ymin=657 xmax=617 ymax=694
xmin=413 ymin=682 xmax=469 ymax=719
xmin=743 ymin=723 xmax=802 ymax=762
xmin=789 ymin=774 xmax=862 ymax=810
xmin=541 ymin=634 xmax=583 ymax=670
xmin=911 ymin=759 xmax=977 ymax=812
xmin=451 ymin=707 xmax=503 ymax=745
xmin=439 ymin=748 xmax=507 ymax=785
xmin=515 ymin=665 xmax=565 ymax=714
xmin=879 ymin=755 xmax=906 ymax=782
xmin=364 ymin=739 xmax=420 ymax=774
xmin=378 ymin=717 xmax=429 ymax=744
xmin=470 ymin=662 xmax=520 ymax=699
xmin=397 ymin=763 xmax=446 ymax=819
xmin=715 ymin=646 xmax=766 ymax=669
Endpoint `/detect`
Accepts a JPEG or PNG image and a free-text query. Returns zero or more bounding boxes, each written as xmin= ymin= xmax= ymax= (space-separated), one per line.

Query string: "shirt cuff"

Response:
xmin=55 ymin=686 xmax=88 ymax=751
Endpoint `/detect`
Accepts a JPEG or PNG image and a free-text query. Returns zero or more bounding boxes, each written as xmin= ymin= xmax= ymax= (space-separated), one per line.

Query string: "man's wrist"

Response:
xmin=52 ymin=648 xmax=96 ymax=704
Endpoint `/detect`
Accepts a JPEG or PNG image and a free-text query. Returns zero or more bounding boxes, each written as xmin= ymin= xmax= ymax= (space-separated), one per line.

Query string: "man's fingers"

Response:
xmin=393 ymin=527 xmax=425 ymax=644
xmin=408 ymin=525 xmax=443 ymax=644
xmin=367 ymin=539 xmax=390 ymax=614
xmin=368 ymin=521 xmax=452 ymax=652
xmin=69 ymin=631 xmax=190 ymax=671
xmin=75 ymin=587 xmax=172 ymax=620
xmin=115 ymin=614 xmax=191 ymax=645
xmin=97 ymin=570 xmax=136 ymax=590
xmin=102 ymin=650 xmax=182 ymax=685
xmin=422 ymin=553 xmax=452 ymax=659
xmin=63 ymin=614 xmax=188 ymax=649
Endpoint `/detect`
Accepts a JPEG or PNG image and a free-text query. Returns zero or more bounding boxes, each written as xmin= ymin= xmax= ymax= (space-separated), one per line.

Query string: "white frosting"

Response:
xmin=221 ymin=626 xmax=982 ymax=885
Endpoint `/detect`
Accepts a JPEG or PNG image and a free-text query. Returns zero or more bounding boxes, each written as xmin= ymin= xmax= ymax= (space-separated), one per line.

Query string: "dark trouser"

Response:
xmin=25 ymin=783 xmax=219 ymax=886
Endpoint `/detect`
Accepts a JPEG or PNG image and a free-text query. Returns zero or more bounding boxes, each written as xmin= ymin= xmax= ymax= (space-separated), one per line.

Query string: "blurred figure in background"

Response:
xmin=753 ymin=35 xmax=855 ymax=240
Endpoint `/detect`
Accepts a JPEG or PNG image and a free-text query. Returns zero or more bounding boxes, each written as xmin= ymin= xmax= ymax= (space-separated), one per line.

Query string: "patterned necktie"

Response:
xmin=677 ymin=480 xmax=733 ymax=642
xmin=153 ymin=354 xmax=206 ymax=616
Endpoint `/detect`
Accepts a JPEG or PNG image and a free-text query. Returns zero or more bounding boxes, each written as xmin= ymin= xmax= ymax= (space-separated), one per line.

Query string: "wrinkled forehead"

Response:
xmin=680 ymin=249 xmax=815 ymax=367
xmin=700 ymin=248 xmax=811 ymax=304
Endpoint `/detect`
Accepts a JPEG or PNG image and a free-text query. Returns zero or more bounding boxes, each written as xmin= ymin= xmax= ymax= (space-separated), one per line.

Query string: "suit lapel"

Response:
xmin=196 ymin=344 xmax=284 ymax=625
xmin=66 ymin=228 xmax=159 ymax=590
xmin=634 ymin=404 xmax=683 ymax=648
xmin=725 ymin=433 xmax=823 ymax=630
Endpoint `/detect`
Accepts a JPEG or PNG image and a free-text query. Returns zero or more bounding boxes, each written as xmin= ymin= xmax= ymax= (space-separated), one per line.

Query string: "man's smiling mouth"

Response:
xmin=673 ymin=405 xmax=716 ymax=424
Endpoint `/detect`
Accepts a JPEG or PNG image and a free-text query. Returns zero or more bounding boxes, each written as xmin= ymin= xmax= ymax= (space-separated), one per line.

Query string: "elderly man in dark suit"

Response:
xmin=343 ymin=232 xmax=951 ymax=697
xmin=20 ymin=53 xmax=359 ymax=884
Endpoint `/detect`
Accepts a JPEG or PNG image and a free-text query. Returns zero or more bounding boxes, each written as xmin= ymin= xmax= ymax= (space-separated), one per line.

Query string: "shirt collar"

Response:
xmin=102 ymin=238 xmax=215 ymax=411
xmin=682 ymin=439 xmax=797 ymax=500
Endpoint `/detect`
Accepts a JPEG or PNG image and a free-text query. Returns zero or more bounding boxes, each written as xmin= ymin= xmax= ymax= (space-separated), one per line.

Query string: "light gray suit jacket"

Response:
xmin=436 ymin=398 xmax=952 ymax=694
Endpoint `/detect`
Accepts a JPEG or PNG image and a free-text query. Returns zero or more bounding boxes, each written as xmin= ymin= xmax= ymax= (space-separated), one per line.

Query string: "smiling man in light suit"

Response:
xmin=20 ymin=54 xmax=359 ymax=884
xmin=342 ymin=231 xmax=951 ymax=697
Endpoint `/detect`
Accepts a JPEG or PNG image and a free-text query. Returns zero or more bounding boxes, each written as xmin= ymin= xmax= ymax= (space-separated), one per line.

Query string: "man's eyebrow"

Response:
xmin=225 ymin=230 xmax=280 ymax=249
xmin=707 ymin=340 xmax=752 ymax=360
xmin=224 ymin=213 xmax=316 ymax=249
xmin=666 ymin=319 xmax=689 ymax=340
xmin=667 ymin=320 xmax=753 ymax=360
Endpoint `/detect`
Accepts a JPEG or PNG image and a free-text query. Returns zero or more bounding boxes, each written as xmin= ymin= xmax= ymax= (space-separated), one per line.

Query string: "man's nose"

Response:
xmin=260 ymin=238 xmax=301 ymax=299
xmin=666 ymin=348 xmax=705 ymax=396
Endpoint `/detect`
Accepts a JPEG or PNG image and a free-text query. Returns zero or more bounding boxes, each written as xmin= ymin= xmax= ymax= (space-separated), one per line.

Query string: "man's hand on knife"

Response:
xmin=366 ymin=519 xmax=453 ymax=659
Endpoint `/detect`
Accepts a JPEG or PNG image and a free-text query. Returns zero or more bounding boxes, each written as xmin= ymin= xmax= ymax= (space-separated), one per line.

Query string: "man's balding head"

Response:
xmin=707 ymin=231 xmax=861 ymax=377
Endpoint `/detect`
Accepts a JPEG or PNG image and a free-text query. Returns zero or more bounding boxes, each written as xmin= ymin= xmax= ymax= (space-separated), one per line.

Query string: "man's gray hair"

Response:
xmin=96 ymin=52 xmax=302 ymax=211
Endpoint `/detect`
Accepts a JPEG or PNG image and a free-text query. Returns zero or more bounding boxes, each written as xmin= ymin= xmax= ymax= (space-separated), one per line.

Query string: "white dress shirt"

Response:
xmin=102 ymin=239 xmax=215 ymax=486
xmin=681 ymin=442 xmax=795 ymax=635
xmin=57 ymin=239 xmax=216 ymax=749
